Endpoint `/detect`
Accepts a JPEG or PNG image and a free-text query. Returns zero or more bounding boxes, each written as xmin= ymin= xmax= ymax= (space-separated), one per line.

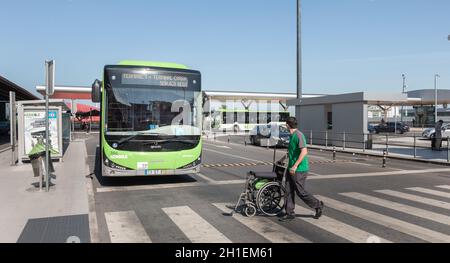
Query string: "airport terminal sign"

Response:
xmin=121 ymin=73 xmax=189 ymax=88
xmin=24 ymin=110 xmax=60 ymax=155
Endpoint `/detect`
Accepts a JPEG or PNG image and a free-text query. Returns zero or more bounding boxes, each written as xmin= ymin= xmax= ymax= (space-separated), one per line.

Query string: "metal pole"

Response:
xmin=89 ymin=108 xmax=92 ymax=134
xmin=273 ymin=143 xmax=277 ymax=164
xmin=9 ymin=92 xmax=16 ymax=166
xmin=209 ymin=97 xmax=212 ymax=134
xmin=325 ymin=130 xmax=328 ymax=148
xmin=363 ymin=133 xmax=365 ymax=153
xmin=382 ymin=150 xmax=387 ymax=168
xmin=401 ymin=74 xmax=406 ymax=122
xmin=45 ymin=92 xmax=49 ymax=192
xmin=343 ymin=132 xmax=346 ymax=150
xmin=44 ymin=60 xmax=54 ymax=192
xmin=310 ymin=130 xmax=313 ymax=146
xmin=71 ymin=99 xmax=75 ymax=141
xmin=394 ymin=106 xmax=397 ymax=134
xmin=385 ymin=134 xmax=389 ymax=153
xmin=297 ymin=0 xmax=302 ymax=100
xmin=435 ymin=74 xmax=440 ymax=123
xmin=447 ymin=137 xmax=449 ymax=163
xmin=414 ymin=134 xmax=417 ymax=158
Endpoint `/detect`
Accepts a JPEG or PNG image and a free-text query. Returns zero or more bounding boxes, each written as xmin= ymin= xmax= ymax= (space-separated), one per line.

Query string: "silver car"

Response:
xmin=422 ymin=124 xmax=450 ymax=139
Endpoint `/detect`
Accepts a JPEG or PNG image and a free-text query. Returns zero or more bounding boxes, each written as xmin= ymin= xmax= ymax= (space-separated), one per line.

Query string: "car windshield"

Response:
xmin=279 ymin=125 xmax=289 ymax=133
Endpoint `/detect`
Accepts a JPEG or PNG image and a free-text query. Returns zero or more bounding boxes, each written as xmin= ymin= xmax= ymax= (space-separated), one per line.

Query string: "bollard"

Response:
xmin=382 ymin=150 xmax=387 ymax=168
xmin=447 ymin=137 xmax=449 ymax=163
xmin=245 ymin=139 xmax=247 ymax=147
xmin=310 ymin=130 xmax=313 ymax=146
xmin=228 ymin=136 xmax=230 ymax=144
xmin=325 ymin=131 xmax=328 ymax=148
xmin=214 ymin=132 xmax=216 ymax=141
xmin=333 ymin=146 xmax=336 ymax=161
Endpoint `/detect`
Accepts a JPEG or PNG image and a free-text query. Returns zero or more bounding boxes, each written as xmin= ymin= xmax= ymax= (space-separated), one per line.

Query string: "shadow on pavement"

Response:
xmin=92 ymin=146 xmax=198 ymax=187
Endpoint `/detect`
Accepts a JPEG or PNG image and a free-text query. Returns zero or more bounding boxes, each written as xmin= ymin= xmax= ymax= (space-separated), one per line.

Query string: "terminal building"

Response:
xmin=288 ymin=89 xmax=450 ymax=148
xmin=0 ymin=75 xmax=39 ymax=139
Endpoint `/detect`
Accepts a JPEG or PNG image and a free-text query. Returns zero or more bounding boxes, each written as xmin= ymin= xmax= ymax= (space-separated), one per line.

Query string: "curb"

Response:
xmin=0 ymin=146 xmax=11 ymax=154
xmin=82 ymin=140 xmax=100 ymax=243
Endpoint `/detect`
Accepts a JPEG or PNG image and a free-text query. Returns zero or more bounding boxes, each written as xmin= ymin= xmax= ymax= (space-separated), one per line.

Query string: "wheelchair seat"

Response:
xmin=249 ymin=171 xmax=278 ymax=180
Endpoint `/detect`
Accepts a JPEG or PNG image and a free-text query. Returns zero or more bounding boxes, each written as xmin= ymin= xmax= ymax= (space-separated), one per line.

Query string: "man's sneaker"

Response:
xmin=278 ymin=214 xmax=295 ymax=222
xmin=314 ymin=201 xmax=324 ymax=219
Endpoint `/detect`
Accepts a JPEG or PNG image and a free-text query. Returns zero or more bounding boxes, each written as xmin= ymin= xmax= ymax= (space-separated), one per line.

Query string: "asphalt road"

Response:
xmin=85 ymin=134 xmax=450 ymax=243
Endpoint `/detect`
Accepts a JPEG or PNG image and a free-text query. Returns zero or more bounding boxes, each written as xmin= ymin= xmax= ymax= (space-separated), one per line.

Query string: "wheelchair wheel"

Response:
xmin=244 ymin=204 xmax=257 ymax=217
xmin=256 ymin=182 xmax=285 ymax=216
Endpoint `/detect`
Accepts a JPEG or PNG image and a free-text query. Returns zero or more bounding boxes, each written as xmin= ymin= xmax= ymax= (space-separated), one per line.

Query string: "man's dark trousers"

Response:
xmin=285 ymin=172 xmax=320 ymax=216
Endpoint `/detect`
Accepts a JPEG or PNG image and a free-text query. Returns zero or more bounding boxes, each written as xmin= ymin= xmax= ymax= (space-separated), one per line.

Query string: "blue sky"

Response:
xmin=0 ymin=0 xmax=449 ymax=98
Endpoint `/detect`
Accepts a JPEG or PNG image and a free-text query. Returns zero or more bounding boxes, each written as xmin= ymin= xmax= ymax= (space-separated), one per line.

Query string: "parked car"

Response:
xmin=249 ymin=124 xmax=290 ymax=147
xmin=422 ymin=123 xmax=450 ymax=139
xmin=374 ymin=122 xmax=410 ymax=134
xmin=368 ymin=124 xmax=377 ymax=134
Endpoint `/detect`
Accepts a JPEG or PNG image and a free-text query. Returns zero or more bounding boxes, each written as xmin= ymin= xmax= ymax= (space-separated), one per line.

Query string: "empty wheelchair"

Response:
xmin=231 ymin=161 xmax=287 ymax=217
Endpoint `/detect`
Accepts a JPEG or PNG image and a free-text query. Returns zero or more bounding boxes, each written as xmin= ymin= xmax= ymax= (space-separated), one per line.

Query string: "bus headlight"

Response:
xmin=103 ymin=154 xmax=129 ymax=170
xmin=180 ymin=157 xmax=201 ymax=169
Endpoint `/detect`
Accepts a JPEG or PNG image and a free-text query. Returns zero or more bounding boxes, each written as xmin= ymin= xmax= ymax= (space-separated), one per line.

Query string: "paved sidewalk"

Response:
xmin=0 ymin=140 xmax=90 ymax=243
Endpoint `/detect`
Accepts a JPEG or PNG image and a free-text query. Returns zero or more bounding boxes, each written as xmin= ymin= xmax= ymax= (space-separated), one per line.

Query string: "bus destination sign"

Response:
xmin=121 ymin=73 xmax=189 ymax=88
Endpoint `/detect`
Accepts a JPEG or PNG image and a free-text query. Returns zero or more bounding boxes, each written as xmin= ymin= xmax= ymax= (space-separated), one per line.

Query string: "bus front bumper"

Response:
xmin=102 ymin=163 xmax=201 ymax=177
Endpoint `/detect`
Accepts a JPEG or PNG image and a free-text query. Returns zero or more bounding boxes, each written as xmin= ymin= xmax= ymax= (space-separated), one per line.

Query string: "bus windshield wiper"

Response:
xmin=142 ymin=139 xmax=197 ymax=145
xmin=116 ymin=132 xmax=161 ymax=146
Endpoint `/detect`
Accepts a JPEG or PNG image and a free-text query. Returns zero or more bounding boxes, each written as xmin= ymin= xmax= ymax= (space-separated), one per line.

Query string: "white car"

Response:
xmin=422 ymin=124 xmax=450 ymax=139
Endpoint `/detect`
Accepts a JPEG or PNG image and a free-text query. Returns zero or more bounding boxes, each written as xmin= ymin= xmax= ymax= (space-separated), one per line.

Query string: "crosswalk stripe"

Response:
xmin=104 ymin=211 xmax=152 ymax=243
xmin=341 ymin=192 xmax=450 ymax=226
xmin=375 ymin=190 xmax=450 ymax=210
xmin=406 ymin=187 xmax=450 ymax=199
xmin=317 ymin=196 xmax=450 ymax=243
xmin=436 ymin=185 xmax=450 ymax=190
xmin=213 ymin=203 xmax=311 ymax=243
xmin=162 ymin=206 xmax=231 ymax=243
xmin=294 ymin=205 xmax=392 ymax=243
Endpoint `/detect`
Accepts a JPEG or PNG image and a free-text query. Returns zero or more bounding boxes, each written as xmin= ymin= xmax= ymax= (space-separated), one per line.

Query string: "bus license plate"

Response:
xmin=146 ymin=170 xmax=162 ymax=175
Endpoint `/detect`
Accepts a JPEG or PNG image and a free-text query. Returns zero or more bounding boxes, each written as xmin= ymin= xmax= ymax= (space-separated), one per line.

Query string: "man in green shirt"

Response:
xmin=279 ymin=117 xmax=324 ymax=222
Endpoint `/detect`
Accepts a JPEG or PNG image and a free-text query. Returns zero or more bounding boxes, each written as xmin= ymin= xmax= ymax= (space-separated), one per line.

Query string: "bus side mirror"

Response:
xmin=91 ymin=79 xmax=102 ymax=103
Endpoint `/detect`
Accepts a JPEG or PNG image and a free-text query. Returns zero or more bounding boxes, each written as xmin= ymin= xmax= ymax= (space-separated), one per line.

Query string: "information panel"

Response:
xmin=23 ymin=109 xmax=60 ymax=155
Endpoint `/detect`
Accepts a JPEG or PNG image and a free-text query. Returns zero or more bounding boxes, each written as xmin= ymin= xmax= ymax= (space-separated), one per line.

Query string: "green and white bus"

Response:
xmin=92 ymin=61 xmax=203 ymax=177
xmin=211 ymin=109 xmax=290 ymax=132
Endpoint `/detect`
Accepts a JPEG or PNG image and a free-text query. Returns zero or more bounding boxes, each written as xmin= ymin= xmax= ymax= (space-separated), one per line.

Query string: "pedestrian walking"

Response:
xmin=433 ymin=120 xmax=444 ymax=151
xmin=279 ymin=117 xmax=324 ymax=222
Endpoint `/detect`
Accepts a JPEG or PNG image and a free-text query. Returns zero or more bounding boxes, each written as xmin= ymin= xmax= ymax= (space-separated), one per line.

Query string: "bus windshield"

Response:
xmin=104 ymin=67 xmax=202 ymax=137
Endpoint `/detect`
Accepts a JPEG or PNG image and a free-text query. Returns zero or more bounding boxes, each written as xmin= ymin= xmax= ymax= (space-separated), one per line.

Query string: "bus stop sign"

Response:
xmin=45 ymin=60 xmax=55 ymax=96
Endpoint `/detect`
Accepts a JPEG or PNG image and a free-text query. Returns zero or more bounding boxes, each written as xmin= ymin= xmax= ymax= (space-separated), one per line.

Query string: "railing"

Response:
xmin=204 ymin=130 xmax=450 ymax=163
xmin=300 ymin=130 xmax=450 ymax=162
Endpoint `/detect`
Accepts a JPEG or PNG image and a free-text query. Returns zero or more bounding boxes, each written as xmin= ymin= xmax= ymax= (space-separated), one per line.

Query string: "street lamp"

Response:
xmin=401 ymin=74 xmax=407 ymax=122
xmin=297 ymin=0 xmax=302 ymax=100
xmin=435 ymin=74 xmax=440 ymax=123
